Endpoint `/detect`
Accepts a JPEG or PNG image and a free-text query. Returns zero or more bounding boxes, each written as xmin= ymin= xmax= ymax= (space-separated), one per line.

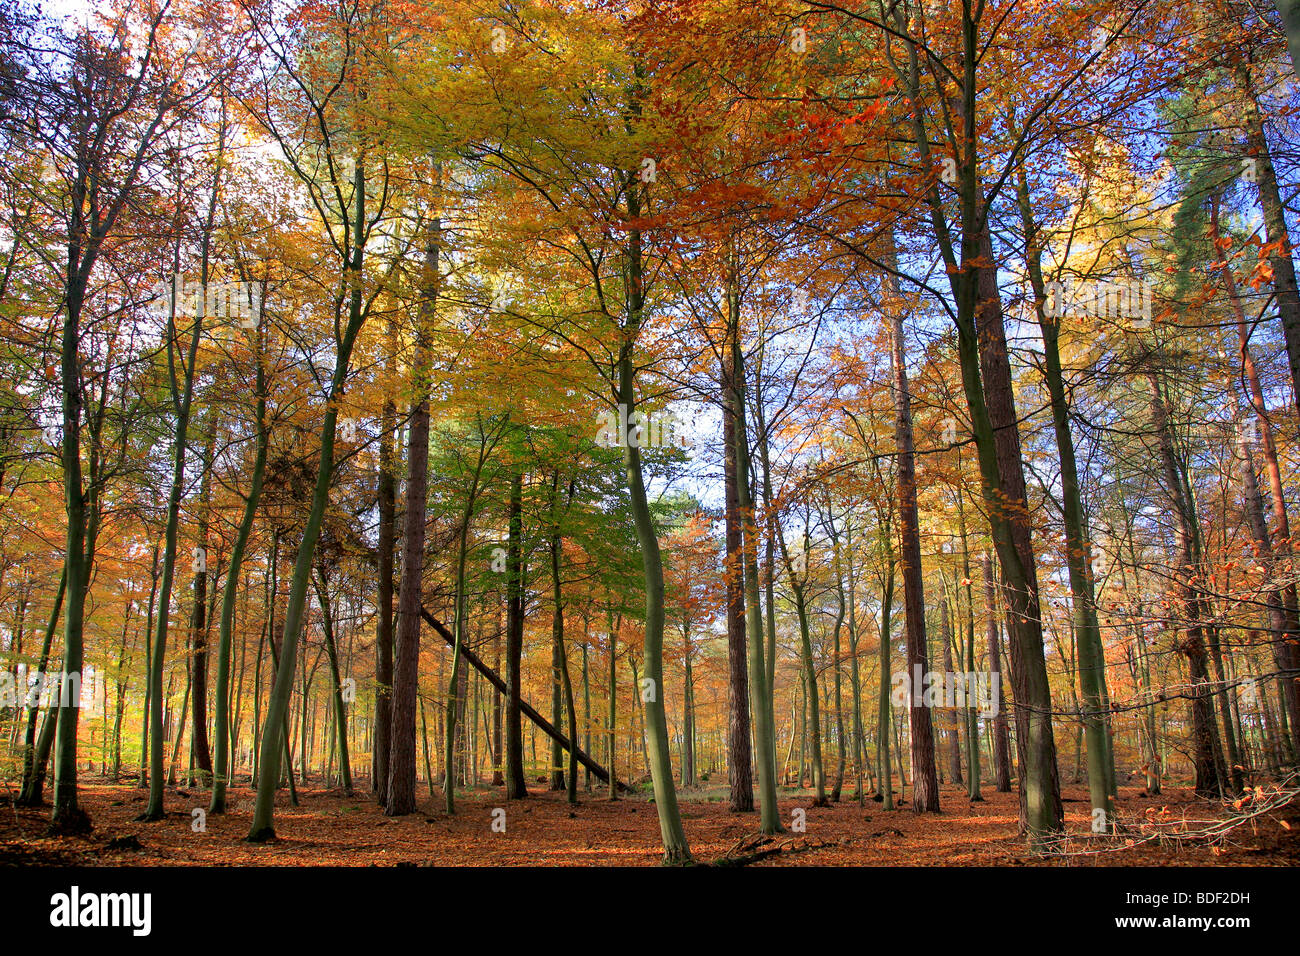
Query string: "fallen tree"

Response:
xmin=420 ymin=607 xmax=630 ymax=793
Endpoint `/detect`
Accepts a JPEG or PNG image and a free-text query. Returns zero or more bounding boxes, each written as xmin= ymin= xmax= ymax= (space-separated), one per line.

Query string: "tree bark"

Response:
xmin=386 ymin=213 xmax=438 ymax=816
xmin=721 ymin=348 xmax=754 ymax=812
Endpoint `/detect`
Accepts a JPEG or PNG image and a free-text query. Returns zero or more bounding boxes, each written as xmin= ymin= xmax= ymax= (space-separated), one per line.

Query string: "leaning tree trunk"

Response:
xmin=17 ymin=569 xmax=65 ymax=806
xmin=1018 ymin=170 xmax=1116 ymax=828
xmin=249 ymin=159 xmax=370 ymax=841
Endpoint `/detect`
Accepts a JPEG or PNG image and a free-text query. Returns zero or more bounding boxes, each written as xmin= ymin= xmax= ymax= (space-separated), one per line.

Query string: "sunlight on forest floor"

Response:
xmin=3 ymin=782 xmax=1296 ymax=866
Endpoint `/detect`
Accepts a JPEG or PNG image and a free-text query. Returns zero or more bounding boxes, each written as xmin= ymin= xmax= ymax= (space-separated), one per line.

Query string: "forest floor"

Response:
xmin=2 ymin=777 xmax=1297 ymax=866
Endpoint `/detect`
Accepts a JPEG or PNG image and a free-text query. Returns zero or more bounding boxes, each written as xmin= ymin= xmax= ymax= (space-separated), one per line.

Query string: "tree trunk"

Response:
xmin=619 ymin=187 xmax=690 ymax=863
xmin=1018 ymin=170 xmax=1116 ymax=824
xmin=210 ymin=343 xmax=267 ymax=813
xmin=728 ymin=274 xmax=782 ymax=836
xmin=888 ymin=301 xmax=939 ymax=813
xmin=314 ymin=568 xmax=353 ymax=794
xmin=1147 ymin=368 xmax=1228 ymax=797
xmin=188 ymin=421 xmax=218 ymax=783
xmin=505 ymin=473 xmax=528 ymax=799
xmin=386 ymin=213 xmax=438 ymax=816
xmin=249 ymin=158 xmax=368 ymax=840
xmin=373 ymin=318 xmax=398 ymax=804
xmin=721 ymin=348 xmax=754 ymax=812
xmin=984 ymin=553 xmax=1013 ymax=792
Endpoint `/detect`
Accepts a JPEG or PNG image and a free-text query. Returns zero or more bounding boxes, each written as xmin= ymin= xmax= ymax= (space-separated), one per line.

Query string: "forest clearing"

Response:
xmin=2 ymin=0 xmax=1300 ymax=907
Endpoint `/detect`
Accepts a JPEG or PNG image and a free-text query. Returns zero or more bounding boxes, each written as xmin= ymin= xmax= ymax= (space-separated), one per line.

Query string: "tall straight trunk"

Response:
xmin=829 ymin=522 xmax=847 ymax=802
xmin=969 ymin=227 xmax=1061 ymax=839
xmin=549 ymin=511 xmax=566 ymax=792
xmin=136 ymin=547 xmax=160 ymax=788
xmin=629 ymin=653 xmax=649 ymax=779
xmin=754 ymin=390 xmax=779 ymax=785
xmin=138 ymin=262 xmax=205 ymax=822
xmin=552 ymin=531 xmax=579 ymax=804
xmin=210 ymin=344 xmax=267 ymax=813
xmin=728 ymin=273 xmax=782 ymax=836
xmin=108 ymin=601 xmax=133 ymax=779
xmin=420 ymin=693 xmax=435 ymax=802
xmin=786 ymin=536 xmax=826 ymax=805
xmin=721 ymin=349 xmax=753 ymax=811
xmin=387 ymin=213 xmax=438 ymax=816
xmin=581 ymin=632 xmax=591 ymax=792
xmin=607 ymin=609 xmax=617 ymax=802
xmin=442 ymin=419 xmax=494 ymax=812
xmin=983 ymin=553 xmax=1013 ymax=792
xmin=846 ymin=520 xmax=866 ymax=804
xmin=956 ymin=499 xmax=982 ymax=800
xmin=941 ymin=600 xmax=962 ymax=785
xmin=890 ymin=1 xmax=1059 ymax=842
xmin=188 ymin=421 xmax=218 ymax=782
xmin=492 ymin=606 xmax=504 ymax=787
xmin=1234 ymin=427 xmax=1280 ymax=776
xmin=373 ymin=317 xmax=398 ymax=803
xmin=878 ymin=546 xmax=896 ymax=810
xmin=888 ymin=300 xmax=939 ymax=813
xmin=169 ymin=659 xmax=191 ymax=787
xmin=505 ymin=474 xmax=528 ymax=799
xmin=249 ymin=157 xmax=369 ymax=841
xmin=51 ymin=219 xmax=93 ymax=837
xmin=682 ymin=629 xmax=695 ymax=788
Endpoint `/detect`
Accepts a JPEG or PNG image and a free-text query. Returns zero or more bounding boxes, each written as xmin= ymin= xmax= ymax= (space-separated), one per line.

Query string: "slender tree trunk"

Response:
xmin=878 ymin=548 xmax=896 ymax=810
xmin=187 ymin=422 xmax=218 ymax=783
xmin=373 ymin=317 xmax=398 ymax=803
xmin=1147 ymin=368 xmax=1228 ymax=797
xmin=505 ymin=473 xmax=527 ymax=799
xmin=888 ymin=300 xmax=939 ymax=813
xmin=18 ymin=570 xmax=65 ymax=806
xmin=314 ymin=568 xmax=352 ymax=794
xmin=984 ymin=553 xmax=1013 ymax=792
xmin=721 ymin=348 xmax=753 ymax=812
xmin=387 ymin=213 xmax=438 ymax=816
xmin=138 ymin=272 xmax=205 ymax=823
xmin=249 ymin=158 xmax=368 ymax=840
xmin=210 ymin=348 xmax=266 ymax=813
xmin=1019 ymin=168 xmax=1116 ymax=826
xmin=728 ymin=275 xmax=782 ymax=837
